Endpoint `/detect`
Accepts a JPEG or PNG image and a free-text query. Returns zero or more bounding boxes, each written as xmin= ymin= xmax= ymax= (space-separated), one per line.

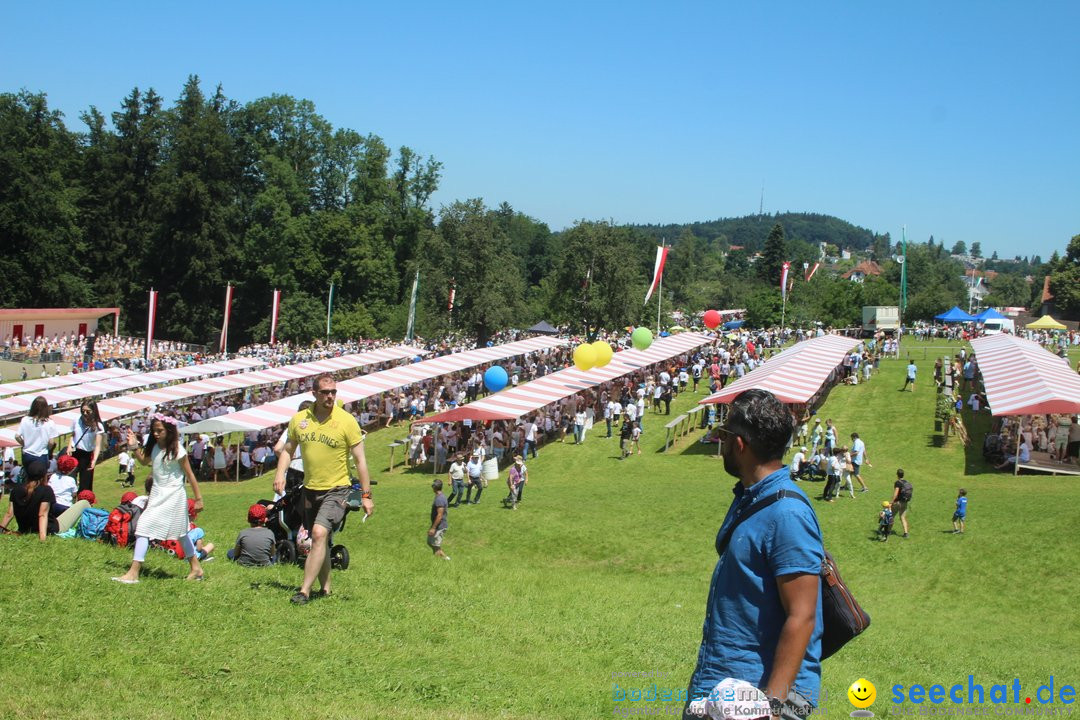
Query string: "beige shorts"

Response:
xmin=427 ymin=528 xmax=446 ymax=548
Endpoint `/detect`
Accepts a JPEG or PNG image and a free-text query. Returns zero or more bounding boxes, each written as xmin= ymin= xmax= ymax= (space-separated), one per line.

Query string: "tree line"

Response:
xmin=2 ymin=78 xmax=1073 ymax=345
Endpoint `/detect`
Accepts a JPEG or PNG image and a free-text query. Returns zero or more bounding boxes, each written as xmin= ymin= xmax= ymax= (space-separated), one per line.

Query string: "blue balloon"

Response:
xmin=484 ymin=365 xmax=508 ymax=392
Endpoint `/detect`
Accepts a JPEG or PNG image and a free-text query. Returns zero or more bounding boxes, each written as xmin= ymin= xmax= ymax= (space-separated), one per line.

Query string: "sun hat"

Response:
xmin=121 ymin=491 xmax=138 ymax=504
xmin=76 ymin=489 xmax=96 ymax=504
xmin=247 ymin=503 xmax=268 ymax=524
xmin=187 ymin=498 xmax=200 ymax=517
xmin=800 ymin=446 xmax=808 ymax=453
xmin=57 ymin=455 xmax=79 ymax=474
xmin=882 ymin=500 xmax=891 ymax=508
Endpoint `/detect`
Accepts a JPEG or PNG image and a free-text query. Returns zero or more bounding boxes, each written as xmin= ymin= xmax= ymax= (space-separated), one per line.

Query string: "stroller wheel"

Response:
xmin=330 ymin=544 xmax=350 ymax=571
xmin=276 ymin=540 xmax=297 ymax=565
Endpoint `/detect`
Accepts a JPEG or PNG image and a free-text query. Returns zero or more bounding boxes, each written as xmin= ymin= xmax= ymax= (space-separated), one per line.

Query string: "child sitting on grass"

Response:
xmin=227 ymin=504 xmax=276 ymax=566
xmin=878 ymin=501 xmax=894 ymax=542
xmin=952 ymin=488 xmax=967 ymax=534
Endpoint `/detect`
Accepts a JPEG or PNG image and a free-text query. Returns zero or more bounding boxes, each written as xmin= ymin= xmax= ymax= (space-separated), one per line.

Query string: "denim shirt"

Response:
xmin=688 ymin=467 xmax=824 ymax=704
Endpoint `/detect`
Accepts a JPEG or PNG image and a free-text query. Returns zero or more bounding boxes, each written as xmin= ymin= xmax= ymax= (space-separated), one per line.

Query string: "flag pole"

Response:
xmin=326 ymin=281 xmax=334 ymax=342
xmin=656 ymin=240 xmax=664 ymax=335
xmin=405 ymin=269 xmax=419 ymax=341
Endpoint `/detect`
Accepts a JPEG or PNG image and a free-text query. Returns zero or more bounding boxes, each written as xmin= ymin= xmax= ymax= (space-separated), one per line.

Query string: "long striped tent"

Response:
xmin=699 ymin=334 xmax=860 ymax=405
xmin=180 ymin=335 xmax=569 ymax=435
xmin=0 ymin=346 xmax=424 ymax=446
xmin=0 ymin=357 xmax=265 ymax=420
xmin=0 ymin=366 xmax=137 ymax=399
xmin=421 ymin=332 xmax=712 ymax=424
xmin=969 ymin=333 xmax=1080 ymax=416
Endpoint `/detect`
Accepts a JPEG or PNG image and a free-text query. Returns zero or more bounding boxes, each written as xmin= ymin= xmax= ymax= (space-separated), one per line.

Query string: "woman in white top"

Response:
xmin=66 ymin=400 xmax=104 ymax=492
xmin=15 ymin=396 xmax=57 ymax=468
xmin=112 ymin=414 xmax=206 ymax=583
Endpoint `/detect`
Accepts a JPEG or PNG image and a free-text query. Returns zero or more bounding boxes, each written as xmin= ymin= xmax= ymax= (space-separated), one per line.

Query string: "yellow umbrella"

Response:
xmin=1025 ymin=315 xmax=1067 ymax=331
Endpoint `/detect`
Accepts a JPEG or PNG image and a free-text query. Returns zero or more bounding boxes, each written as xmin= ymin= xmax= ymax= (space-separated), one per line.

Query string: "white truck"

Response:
xmin=981 ymin=318 xmax=1015 ymax=335
xmin=862 ymin=306 xmax=900 ymax=336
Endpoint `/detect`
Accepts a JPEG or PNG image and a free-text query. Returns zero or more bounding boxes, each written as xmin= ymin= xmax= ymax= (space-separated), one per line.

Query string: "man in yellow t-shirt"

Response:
xmin=274 ymin=373 xmax=373 ymax=605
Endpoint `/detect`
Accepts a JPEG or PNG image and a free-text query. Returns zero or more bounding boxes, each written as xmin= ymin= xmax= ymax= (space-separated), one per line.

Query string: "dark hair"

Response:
xmin=850 ymin=432 xmax=859 ymax=439
xmin=726 ymin=389 xmax=795 ymax=462
xmin=80 ymin=400 xmax=103 ymax=431
xmin=28 ymin=396 xmax=51 ymax=422
xmin=24 ymin=460 xmax=48 ymax=485
xmin=144 ymin=418 xmax=180 ymax=460
xmin=958 ymin=488 xmax=966 ymax=496
xmin=432 ymin=479 xmax=444 ymax=491
xmin=897 ymin=468 xmax=905 ymax=479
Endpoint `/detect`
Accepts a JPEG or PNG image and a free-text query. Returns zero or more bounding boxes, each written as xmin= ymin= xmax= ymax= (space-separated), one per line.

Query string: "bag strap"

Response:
xmin=716 ymin=489 xmax=813 ymax=556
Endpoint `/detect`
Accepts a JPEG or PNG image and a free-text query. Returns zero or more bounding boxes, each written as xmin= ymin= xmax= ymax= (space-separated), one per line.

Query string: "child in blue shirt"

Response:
xmin=878 ymin=501 xmax=894 ymax=542
xmin=952 ymin=489 xmax=967 ymax=534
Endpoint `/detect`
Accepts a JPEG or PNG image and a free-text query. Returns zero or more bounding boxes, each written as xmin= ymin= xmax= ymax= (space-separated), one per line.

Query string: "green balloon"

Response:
xmin=631 ymin=327 xmax=653 ymax=350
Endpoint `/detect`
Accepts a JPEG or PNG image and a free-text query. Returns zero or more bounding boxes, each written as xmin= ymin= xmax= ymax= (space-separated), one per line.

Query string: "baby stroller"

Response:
xmin=259 ymin=477 xmax=363 ymax=571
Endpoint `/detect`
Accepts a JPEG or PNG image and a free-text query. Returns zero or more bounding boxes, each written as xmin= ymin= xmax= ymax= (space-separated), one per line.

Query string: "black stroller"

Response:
xmin=259 ymin=478 xmax=363 ymax=570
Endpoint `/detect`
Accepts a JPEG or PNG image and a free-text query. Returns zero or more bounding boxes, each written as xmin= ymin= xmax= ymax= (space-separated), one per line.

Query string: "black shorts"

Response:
xmin=301 ymin=486 xmax=351 ymax=532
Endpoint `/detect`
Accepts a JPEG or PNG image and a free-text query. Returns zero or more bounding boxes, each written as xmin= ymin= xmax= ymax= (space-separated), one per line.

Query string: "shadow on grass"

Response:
xmin=961 ymin=409 xmax=999 ymax=477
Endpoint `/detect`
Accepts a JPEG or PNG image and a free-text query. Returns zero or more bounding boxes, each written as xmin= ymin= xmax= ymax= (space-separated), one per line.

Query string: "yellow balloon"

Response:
xmin=573 ymin=343 xmax=597 ymax=371
xmin=591 ymin=340 xmax=613 ymax=367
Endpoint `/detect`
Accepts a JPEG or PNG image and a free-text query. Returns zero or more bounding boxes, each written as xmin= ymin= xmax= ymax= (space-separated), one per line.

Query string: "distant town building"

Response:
xmin=842 ymin=260 xmax=883 ymax=284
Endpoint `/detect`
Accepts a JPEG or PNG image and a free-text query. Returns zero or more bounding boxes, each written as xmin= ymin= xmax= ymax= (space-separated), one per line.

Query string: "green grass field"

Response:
xmin=2 ymin=341 xmax=1078 ymax=719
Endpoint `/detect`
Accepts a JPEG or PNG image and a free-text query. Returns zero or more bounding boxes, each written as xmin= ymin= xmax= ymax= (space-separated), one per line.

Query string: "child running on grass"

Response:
xmin=952 ymin=489 xmax=967 ymax=534
xmin=112 ymin=414 xmax=206 ymax=584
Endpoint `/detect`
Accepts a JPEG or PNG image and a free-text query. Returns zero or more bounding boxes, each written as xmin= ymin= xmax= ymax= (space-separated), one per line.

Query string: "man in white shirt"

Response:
xmin=523 ymin=417 xmax=539 ymax=459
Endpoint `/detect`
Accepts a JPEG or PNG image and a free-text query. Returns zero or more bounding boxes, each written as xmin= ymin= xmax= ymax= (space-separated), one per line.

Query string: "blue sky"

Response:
xmin=4 ymin=1 xmax=1077 ymax=260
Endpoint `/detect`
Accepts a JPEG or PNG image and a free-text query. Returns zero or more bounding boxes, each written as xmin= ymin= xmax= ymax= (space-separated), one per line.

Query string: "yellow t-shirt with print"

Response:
xmin=287 ymin=405 xmax=363 ymax=491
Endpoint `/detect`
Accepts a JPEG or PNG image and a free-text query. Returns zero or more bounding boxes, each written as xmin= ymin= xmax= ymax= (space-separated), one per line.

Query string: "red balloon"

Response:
xmin=703 ymin=309 xmax=722 ymax=329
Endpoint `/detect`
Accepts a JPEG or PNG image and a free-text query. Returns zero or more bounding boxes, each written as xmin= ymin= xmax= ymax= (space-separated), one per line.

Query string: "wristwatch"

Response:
xmin=769 ymin=697 xmax=785 ymax=717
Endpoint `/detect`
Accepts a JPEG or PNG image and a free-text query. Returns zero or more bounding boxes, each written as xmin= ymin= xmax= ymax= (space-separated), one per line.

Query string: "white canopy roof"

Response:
xmin=700 ymin=334 xmax=861 ymax=405
xmin=0 ymin=366 xmax=136 ymax=399
xmin=0 ymin=345 xmax=424 ymax=444
xmin=181 ymin=335 xmax=569 ymax=436
xmin=422 ymin=332 xmax=712 ymax=423
xmin=0 ymin=357 xmax=265 ymax=420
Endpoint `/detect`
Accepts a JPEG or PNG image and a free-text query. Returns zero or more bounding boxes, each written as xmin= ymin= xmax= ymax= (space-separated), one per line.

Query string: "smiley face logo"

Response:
xmin=848 ymin=678 xmax=876 ymax=709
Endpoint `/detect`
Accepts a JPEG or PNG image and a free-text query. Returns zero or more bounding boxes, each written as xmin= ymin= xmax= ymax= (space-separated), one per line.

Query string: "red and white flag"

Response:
xmin=805 ymin=262 xmax=820 ymax=282
xmin=448 ymin=280 xmax=456 ymax=312
xmin=781 ymin=262 xmax=791 ymax=300
xmin=269 ymin=289 xmax=281 ymax=345
xmin=219 ymin=284 xmax=234 ymax=354
xmin=145 ymin=289 xmax=158 ymax=362
xmin=644 ymin=245 xmax=670 ymax=305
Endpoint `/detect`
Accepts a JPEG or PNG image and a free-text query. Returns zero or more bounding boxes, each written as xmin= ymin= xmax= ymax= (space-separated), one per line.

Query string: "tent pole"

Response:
xmin=1013 ymin=421 xmax=1022 ymax=476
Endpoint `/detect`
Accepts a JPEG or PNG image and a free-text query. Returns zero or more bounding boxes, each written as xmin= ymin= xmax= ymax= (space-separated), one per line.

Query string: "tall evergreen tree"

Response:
xmin=757 ymin=222 xmax=788 ymax=284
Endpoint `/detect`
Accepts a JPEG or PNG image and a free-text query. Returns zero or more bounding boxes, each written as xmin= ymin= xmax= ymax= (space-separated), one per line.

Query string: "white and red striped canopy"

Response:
xmin=180 ymin=335 xmax=569 ymax=435
xmin=0 ymin=366 xmax=136 ymax=399
xmin=0 ymin=357 xmax=265 ymax=420
xmin=36 ymin=345 xmax=421 ymax=425
xmin=700 ymin=334 xmax=860 ymax=405
xmin=422 ymin=332 xmax=712 ymax=424
xmin=970 ymin=334 xmax=1080 ymax=416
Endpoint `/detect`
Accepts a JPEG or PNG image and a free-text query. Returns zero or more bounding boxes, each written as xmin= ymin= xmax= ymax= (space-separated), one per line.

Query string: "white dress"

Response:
xmin=136 ymin=444 xmax=190 ymax=541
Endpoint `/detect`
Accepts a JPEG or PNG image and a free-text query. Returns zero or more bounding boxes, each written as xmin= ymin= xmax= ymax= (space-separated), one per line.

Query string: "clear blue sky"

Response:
xmin=4 ymin=1 xmax=1077 ymax=260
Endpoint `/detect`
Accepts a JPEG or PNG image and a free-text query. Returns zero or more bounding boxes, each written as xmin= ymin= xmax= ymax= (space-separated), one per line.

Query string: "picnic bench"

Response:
xmin=387 ymin=440 xmax=406 ymax=472
xmin=664 ymin=413 xmax=688 ymax=452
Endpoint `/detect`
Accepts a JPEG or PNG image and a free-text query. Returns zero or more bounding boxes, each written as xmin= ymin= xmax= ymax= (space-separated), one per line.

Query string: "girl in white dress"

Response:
xmin=112 ymin=415 xmax=206 ymax=583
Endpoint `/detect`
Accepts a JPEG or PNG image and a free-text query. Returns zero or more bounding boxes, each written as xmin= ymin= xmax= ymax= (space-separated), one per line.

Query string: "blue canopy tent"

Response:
xmin=722 ymin=320 xmax=746 ymax=330
xmin=973 ymin=308 xmax=1007 ymax=321
xmin=935 ymin=306 xmax=977 ymax=323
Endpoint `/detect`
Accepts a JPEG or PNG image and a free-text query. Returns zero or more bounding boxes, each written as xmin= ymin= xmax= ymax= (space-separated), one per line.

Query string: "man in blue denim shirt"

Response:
xmin=685 ymin=389 xmax=823 ymax=720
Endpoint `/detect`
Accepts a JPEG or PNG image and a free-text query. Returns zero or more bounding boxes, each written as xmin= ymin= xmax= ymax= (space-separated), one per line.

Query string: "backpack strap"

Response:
xmin=716 ymin=489 xmax=813 ymax=556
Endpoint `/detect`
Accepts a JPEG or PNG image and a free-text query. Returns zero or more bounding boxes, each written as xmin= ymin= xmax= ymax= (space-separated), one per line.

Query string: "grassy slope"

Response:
xmin=1 ymin=341 xmax=1078 ymax=719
